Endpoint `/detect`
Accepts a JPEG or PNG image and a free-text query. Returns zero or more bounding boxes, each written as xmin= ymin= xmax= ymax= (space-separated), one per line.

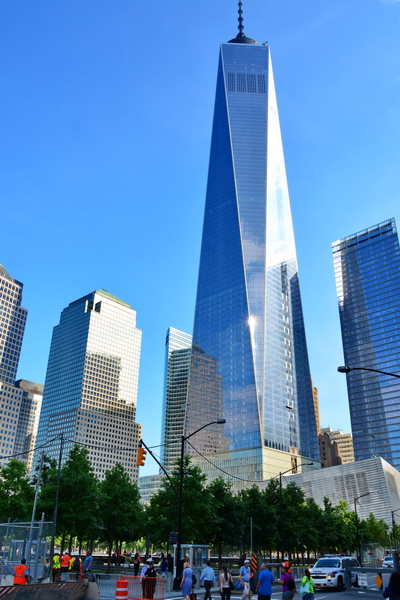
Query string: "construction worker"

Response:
xmin=13 ymin=558 xmax=29 ymax=585
xmin=52 ymin=552 xmax=61 ymax=582
xmin=60 ymin=551 xmax=71 ymax=580
xmin=69 ymin=553 xmax=81 ymax=580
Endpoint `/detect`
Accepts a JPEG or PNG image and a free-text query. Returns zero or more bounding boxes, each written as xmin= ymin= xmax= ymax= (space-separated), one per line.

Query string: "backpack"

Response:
xmin=287 ymin=577 xmax=296 ymax=591
xmin=73 ymin=557 xmax=81 ymax=570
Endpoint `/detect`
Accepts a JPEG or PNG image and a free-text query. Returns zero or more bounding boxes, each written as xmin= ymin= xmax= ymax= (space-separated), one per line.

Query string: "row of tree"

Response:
xmin=0 ymin=449 xmax=394 ymax=560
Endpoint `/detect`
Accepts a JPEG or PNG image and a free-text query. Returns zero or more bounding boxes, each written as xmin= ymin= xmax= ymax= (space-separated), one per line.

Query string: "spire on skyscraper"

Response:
xmin=228 ymin=1 xmax=258 ymax=44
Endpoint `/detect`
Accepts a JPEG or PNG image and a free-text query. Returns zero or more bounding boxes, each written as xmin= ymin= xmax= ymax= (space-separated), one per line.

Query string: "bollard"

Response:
xmin=116 ymin=577 xmax=129 ymax=600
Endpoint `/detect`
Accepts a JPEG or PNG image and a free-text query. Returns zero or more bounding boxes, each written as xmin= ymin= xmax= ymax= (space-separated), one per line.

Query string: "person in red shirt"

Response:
xmin=13 ymin=558 xmax=29 ymax=585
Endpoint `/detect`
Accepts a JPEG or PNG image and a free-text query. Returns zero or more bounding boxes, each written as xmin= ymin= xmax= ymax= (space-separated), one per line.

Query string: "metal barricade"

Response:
xmin=96 ymin=574 xmax=164 ymax=600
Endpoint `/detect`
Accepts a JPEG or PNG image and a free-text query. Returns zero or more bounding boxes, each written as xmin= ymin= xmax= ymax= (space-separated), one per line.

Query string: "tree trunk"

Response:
xmin=60 ymin=530 xmax=66 ymax=554
xmin=68 ymin=532 xmax=73 ymax=554
xmin=107 ymin=538 xmax=113 ymax=573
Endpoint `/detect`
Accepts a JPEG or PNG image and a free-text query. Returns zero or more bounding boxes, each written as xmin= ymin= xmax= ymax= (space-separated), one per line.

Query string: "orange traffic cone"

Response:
xmin=116 ymin=577 xmax=129 ymax=600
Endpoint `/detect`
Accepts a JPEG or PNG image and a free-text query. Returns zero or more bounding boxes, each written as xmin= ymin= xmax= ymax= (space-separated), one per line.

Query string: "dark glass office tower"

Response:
xmin=333 ymin=218 xmax=400 ymax=469
xmin=185 ymin=16 xmax=319 ymax=481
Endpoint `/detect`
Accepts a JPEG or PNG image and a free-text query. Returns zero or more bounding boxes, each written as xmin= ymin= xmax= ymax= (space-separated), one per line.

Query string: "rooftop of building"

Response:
xmin=70 ymin=288 xmax=132 ymax=309
xmin=227 ymin=1 xmax=259 ymax=45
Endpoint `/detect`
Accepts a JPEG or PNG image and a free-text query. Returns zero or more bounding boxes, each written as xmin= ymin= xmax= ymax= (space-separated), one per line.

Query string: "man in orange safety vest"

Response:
xmin=13 ymin=558 xmax=29 ymax=585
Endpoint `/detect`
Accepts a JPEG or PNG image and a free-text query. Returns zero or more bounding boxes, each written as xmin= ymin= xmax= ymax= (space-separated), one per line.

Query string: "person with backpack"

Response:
xmin=69 ymin=554 xmax=81 ymax=580
xmin=239 ymin=559 xmax=251 ymax=600
xmin=300 ymin=569 xmax=314 ymax=600
xmin=278 ymin=566 xmax=296 ymax=600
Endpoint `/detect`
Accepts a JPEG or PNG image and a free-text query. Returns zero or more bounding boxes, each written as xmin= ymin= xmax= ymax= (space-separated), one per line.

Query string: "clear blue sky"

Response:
xmin=1 ymin=0 xmax=400 ymax=476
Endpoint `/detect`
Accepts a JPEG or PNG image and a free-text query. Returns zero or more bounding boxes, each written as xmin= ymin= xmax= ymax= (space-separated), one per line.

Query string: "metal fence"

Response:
xmin=0 ymin=519 xmax=52 ymax=583
xmin=96 ymin=574 xmax=164 ymax=600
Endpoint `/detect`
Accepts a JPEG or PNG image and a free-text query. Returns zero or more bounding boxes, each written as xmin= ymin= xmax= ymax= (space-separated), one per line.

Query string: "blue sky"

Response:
xmin=1 ymin=0 xmax=400 ymax=477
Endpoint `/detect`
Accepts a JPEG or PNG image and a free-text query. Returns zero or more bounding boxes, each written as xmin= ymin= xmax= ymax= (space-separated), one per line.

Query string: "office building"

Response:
xmin=320 ymin=427 xmax=354 ymax=465
xmin=34 ymin=289 xmax=142 ymax=480
xmin=0 ymin=265 xmax=42 ymax=468
xmin=185 ymin=7 xmax=320 ymax=484
xmin=138 ymin=474 xmax=162 ymax=505
xmin=312 ymin=380 xmax=320 ymax=435
xmin=319 ymin=431 xmax=342 ymax=468
xmin=267 ymin=456 xmax=400 ymax=527
xmin=333 ymin=218 xmax=400 ymax=469
xmin=160 ymin=328 xmax=192 ymax=472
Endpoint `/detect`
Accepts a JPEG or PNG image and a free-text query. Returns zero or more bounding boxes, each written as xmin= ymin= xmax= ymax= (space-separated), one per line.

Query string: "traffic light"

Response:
xmin=169 ymin=531 xmax=178 ymax=545
xmin=136 ymin=447 xmax=147 ymax=466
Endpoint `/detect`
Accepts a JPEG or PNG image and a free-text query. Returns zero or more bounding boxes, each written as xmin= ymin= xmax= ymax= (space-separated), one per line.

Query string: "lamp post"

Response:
xmin=279 ymin=461 xmax=313 ymax=561
xmin=49 ymin=433 xmax=64 ymax=561
xmin=338 ymin=365 xmax=400 ymax=379
xmin=354 ymin=492 xmax=377 ymax=565
xmin=176 ymin=419 xmax=226 ymax=577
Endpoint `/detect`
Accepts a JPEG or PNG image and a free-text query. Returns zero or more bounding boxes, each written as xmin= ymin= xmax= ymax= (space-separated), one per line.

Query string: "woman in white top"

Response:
xmin=219 ymin=565 xmax=233 ymax=600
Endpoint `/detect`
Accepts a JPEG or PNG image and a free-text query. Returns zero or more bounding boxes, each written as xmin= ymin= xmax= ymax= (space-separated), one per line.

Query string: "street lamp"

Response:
xmin=354 ymin=492 xmax=378 ymax=565
xmin=279 ymin=461 xmax=313 ymax=561
xmin=338 ymin=365 xmax=400 ymax=379
xmin=176 ymin=419 xmax=226 ymax=577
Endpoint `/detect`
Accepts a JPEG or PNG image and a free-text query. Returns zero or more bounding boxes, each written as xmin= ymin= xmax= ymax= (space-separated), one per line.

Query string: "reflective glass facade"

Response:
xmin=185 ymin=40 xmax=319 ymax=471
xmin=35 ymin=289 xmax=142 ymax=480
xmin=0 ymin=264 xmax=27 ymax=384
xmin=160 ymin=327 xmax=192 ymax=471
xmin=333 ymin=218 xmax=400 ymax=469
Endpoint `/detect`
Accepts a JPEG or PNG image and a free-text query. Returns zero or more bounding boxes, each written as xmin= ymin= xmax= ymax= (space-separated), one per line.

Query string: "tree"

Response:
xmin=0 ymin=459 xmax=34 ymax=522
xmin=144 ymin=455 xmax=212 ymax=547
xmin=98 ymin=463 xmax=142 ymax=566
xmin=207 ymin=477 xmax=239 ymax=561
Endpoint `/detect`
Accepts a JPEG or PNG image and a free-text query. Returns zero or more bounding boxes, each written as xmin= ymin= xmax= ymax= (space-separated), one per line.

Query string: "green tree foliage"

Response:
xmin=206 ymin=477 xmax=239 ymax=561
xmin=361 ymin=513 xmax=389 ymax=548
xmin=0 ymin=459 xmax=34 ymax=522
xmin=98 ymin=463 xmax=142 ymax=561
xmin=144 ymin=455 xmax=212 ymax=547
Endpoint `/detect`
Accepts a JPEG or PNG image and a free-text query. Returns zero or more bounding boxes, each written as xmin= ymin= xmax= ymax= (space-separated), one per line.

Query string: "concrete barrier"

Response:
xmin=0 ymin=581 xmax=100 ymax=599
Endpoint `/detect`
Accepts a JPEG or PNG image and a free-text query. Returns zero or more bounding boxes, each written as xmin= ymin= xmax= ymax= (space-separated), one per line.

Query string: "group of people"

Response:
xmin=179 ymin=559 xmax=314 ymax=600
xmin=52 ymin=550 xmax=93 ymax=582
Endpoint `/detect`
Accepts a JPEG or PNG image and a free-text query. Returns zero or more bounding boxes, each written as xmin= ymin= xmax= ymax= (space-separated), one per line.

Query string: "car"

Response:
xmin=382 ymin=556 xmax=394 ymax=568
xmin=310 ymin=556 xmax=360 ymax=591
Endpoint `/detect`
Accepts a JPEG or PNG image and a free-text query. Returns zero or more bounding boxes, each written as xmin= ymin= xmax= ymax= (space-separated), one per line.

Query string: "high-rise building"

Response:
xmin=184 ymin=8 xmax=320 ymax=485
xmin=0 ymin=265 xmax=43 ymax=467
xmin=311 ymin=379 xmax=320 ymax=435
xmin=333 ymin=218 xmax=400 ymax=469
xmin=320 ymin=427 xmax=354 ymax=466
xmin=34 ymin=289 xmax=142 ymax=480
xmin=160 ymin=328 xmax=192 ymax=472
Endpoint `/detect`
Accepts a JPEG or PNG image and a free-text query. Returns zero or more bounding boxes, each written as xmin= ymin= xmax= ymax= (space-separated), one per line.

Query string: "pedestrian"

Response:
xmin=13 ymin=558 xmax=29 ymax=585
xmin=256 ymin=562 xmax=274 ymax=600
xmin=167 ymin=552 xmax=174 ymax=573
xmin=161 ymin=556 xmax=168 ymax=578
xmin=239 ymin=559 xmax=251 ymax=600
xmin=201 ymin=560 xmax=216 ymax=600
xmin=219 ymin=565 xmax=233 ymax=600
xmin=144 ymin=558 xmax=158 ymax=599
xmin=277 ymin=566 xmax=296 ymax=600
xmin=133 ymin=552 xmax=141 ymax=577
xmin=52 ymin=551 xmax=61 ymax=582
xmin=384 ymin=571 xmax=400 ymax=600
xmin=141 ymin=558 xmax=154 ymax=599
xmin=60 ymin=550 xmax=71 ymax=580
xmin=70 ymin=553 xmax=81 ymax=581
xmin=300 ymin=569 xmax=314 ymax=600
xmin=83 ymin=550 xmax=93 ymax=574
xmin=180 ymin=561 xmax=194 ymax=600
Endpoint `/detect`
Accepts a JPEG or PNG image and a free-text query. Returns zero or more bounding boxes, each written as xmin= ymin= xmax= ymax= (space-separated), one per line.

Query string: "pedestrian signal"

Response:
xmin=136 ymin=447 xmax=147 ymax=466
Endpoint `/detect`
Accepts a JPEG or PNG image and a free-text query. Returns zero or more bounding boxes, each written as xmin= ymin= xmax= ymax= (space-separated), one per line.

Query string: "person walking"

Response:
xmin=161 ymin=556 xmax=168 ymax=578
xmin=219 ymin=565 xmax=233 ymax=600
xmin=180 ymin=561 xmax=194 ymax=600
xmin=133 ymin=552 xmax=141 ymax=577
xmin=300 ymin=569 xmax=314 ymax=600
xmin=239 ymin=559 xmax=251 ymax=600
xmin=13 ymin=558 xmax=29 ymax=585
xmin=201 ymin=560 xmax=216 ymax=600
xmin=256 ymin=563 xmax=274 ymax=600
xmin=383 ymin=571 xmax=400 ymax=600
xmin=277 ymin=566 xmax=296 ymax=600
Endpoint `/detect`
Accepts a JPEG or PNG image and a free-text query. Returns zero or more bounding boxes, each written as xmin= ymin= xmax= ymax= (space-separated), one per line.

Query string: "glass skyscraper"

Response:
xmin=333 ymin=218 xmax=400 ymax=469
xmin=34 ymin=289 xmax=142 ymax=480
xmin=185 ymin=19 xmax=320 ymax=483
xmin=160 ymin=327 xmax=192 ymax=472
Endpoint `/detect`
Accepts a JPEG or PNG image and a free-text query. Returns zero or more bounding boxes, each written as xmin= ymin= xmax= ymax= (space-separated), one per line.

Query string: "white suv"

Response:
xmin=310 ymin=556 xmax=360 ymax=591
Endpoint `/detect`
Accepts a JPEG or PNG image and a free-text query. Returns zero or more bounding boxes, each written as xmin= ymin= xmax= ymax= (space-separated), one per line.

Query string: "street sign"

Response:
xmin=358 ymin=573 xmax=368 ymax=588
xmin=375 ymin=574 xmax=383 ymax=589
